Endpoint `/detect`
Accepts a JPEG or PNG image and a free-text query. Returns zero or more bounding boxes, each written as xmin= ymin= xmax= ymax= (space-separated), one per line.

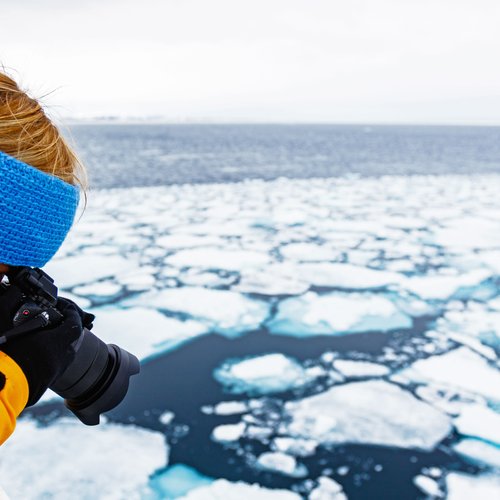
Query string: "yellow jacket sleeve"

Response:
xmin=0 ymin=351 xmax=29 ymax=445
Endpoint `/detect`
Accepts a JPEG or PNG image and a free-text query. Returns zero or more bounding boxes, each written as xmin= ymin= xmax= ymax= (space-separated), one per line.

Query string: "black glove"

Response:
xmin=0 ymin=287 xmax=94 ymax=407
xmin=56 ymin=297 xmax=95 ymax=331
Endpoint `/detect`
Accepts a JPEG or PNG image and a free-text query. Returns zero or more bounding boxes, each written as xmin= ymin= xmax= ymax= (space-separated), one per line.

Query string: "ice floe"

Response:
xmin=166 ymin=248 xmax=270 ymax=271
xmin=0 ymin=418 xmax=166 ymax=499
xmin=282 ymin=381 xmax=451 ymax=451
xmin=211 ymin=422 xmax=246 ymax=443
xmin=45 ymin=254 xmax=136 ymax=288
xmin=453 ymin=439 xmax=500 ymax=469
xmin=433 ymin=217 xmax=500 ymax=251
xmin=93 ymin=306 xmax=208 ymax=360
xmin=178 ymin=479 xmax=301 ymax=499
xmin=159 ymin=411 xmax=175 ymax=425
xmin=398 ymin=347 xmax=500 ymax=403
xmin=271 ymin=437 xmax=318 ymax=457
xmin=212 ymin=401 xmax=249 ymax=415
xmin=309 ymin=477 xmax=347 ymax=500
xmin=446 ymin=472 xmax=500 ymax=500
xmin=332 ymin=359 xmax=391 ymax=378
xmin=125 ymin=287 xmax=269 ymax=335
xmin=413 ymin=474 xmax=443 ymax=498
xmin=268 ymin=292 xmax=412 ymax=336
xmin=295 ymin=263 xmax=402 ymax=289
xmin=234 ymin=264 xmax=309 ymax=296
xmin=279 ymin=243 xmax=340 ymax=262
xmin=156 ymin=234 xmax=224 ymax=250
xmin=255 ymin=452 xmax=307 ymax=477
xmin=453 ymin=404 xmax=500 ymax=444
xmin=439 ymin=303 xmax=500 ymax=351
xmin=214 ymin=353 xmax=317 ymax=395
xmin=73 ymin=281 xmax=123 ymax=298
xmin=402 ymin=269 xmax=492 ymax=301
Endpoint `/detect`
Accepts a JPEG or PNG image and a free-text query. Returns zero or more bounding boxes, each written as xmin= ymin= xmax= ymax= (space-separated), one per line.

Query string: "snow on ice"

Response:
xmin=178 ymin=479 xmax=301 ymax=500
xmin=125 ymin=287 xmax=269 ymax=336
xmin=282 ymin=380 xmax=451 ymax=451
xmin=453 ymin=439 xmax=500 ymax=469
xmin=398 ymin=347 xmax=500 ymax=403
xmin=332 ymin=359 xmax=391 ymax=378
xmin=446 ymin=472 xmax=500 ymax=500
xmin=0 ymin=418 xmax=166 ymax=500
xmin=93 ymin=307 xmax=208 ymax=360
xmin=268 ymin=292 xmax=412 ymax=337
xmin=214 ymin=353 xmax=318 ymax=395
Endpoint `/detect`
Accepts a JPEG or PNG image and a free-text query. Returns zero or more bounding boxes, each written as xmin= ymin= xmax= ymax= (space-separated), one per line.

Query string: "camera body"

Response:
xmin=1 ymin=267 xmax=140 ymax=425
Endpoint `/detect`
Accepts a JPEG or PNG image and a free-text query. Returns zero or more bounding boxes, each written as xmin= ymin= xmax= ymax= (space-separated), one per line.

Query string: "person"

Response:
xmin=0 ymin=70 xmax=88 ymax=445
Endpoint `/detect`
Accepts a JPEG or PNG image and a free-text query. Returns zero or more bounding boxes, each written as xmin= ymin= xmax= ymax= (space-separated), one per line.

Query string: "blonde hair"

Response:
xmin=0 ymin=70 xmax=86 ymax=188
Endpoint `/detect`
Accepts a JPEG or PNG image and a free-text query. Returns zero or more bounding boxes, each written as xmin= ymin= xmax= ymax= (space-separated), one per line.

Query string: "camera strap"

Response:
xmin=0 ymin=312 xmax=50 ymax=345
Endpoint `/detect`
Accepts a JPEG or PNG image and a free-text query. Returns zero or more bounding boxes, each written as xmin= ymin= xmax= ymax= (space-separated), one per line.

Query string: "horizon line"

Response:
xmin=61 ymin=118 xmax=500 ymax=128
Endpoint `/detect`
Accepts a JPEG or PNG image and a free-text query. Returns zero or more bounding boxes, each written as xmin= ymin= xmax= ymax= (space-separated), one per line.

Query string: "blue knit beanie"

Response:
xmin=0 ymin=150 xmax=80 ymax=267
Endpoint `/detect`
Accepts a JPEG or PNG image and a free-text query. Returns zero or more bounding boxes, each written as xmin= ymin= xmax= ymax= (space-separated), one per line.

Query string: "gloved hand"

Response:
xmin=0 ymin=284 xmax=94 ymax=407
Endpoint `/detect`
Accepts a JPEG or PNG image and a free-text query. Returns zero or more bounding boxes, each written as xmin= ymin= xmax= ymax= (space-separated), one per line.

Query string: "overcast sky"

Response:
xmin=1 ymin=0 xmax=499 ymax=124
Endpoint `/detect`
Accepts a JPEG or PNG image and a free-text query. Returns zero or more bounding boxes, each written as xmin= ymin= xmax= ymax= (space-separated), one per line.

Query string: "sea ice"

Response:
xmin=124 ymin=287 xmax=269 ymax=336
xmin=171 ymin=221 xmax=254 ymax=237
xmin=116 ymin=271 xmax=156 ymax=291
xmin=309 ymin=477 xmax=347 ymax=500
xmin=439 ymin=305 xmax=500 ymax=351
xmin=92 ymin=307 xmax=208 ymax=360
xmin=402 ymin=269 xmax=492 ymax=300
xmin=159 ymin=411 xmax=175 ymax=425
xmin=59 ymin=291 xmax=91 ymax=309
xmin=149 ymin=464 xmax=214 ymax=500
xmin=212 ymin=401 xmax=248 ymax=415
xmin=453 ymin=439 xmax=500 ymax=469
xmin=214 ymin=353 xmax=317 ymax=395
xmin=234 ymin=264 xmax=309 ymax=296
xmin=283 ymin=381 xmax=451 ymax=451
xmin=294 ymin=263 xmax=402 ymax=289
xmin=255 ymin=452 xmax=307 ymax=477
xmin=279 ymin=243 xmax=340 ymax=262
xmin=346 ymin=249 xmax=380 ymax=266
xmin=73 ymin=281 xmax=122 ymax=298
xmin=211 ymin=422 xmax=246 ymax=443
xmin=155 ymin=234 xmax=224 ymax=250
xmin=179 ymin=271 xmax=234 ymax=287
xmin=433 ymin=217 xmax=500 ymax=251
xmin=272 ymin=437 xmax=318 ymax=457
xmin=0 ymin=418 xmax=166 ymax=500
xmin=44 ymin=254 xmax=136 ymax=288
xmin=453 ymin=404 xmax=500 ymax=444
xmin=476 ymin=250 xmax=500 ymax=274
xmin=268 ymin=292 xmax=412 ymax=337
xmin=398 ymin=347 xmax=500 ymax=403
xmin=178 ymin=479 xmax=301 ymax=499
xmin=446 ymin=472 xmax=500 ymax=500
xmin=413 ymin=475 xmax=443 ymax=498
xmin=332 ymin=359 xmax=391 ymax=378
xmin=166 ymin=248 xmax=270 ymax=271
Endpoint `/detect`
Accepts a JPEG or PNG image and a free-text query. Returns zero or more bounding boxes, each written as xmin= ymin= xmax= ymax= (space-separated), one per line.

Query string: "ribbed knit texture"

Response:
xmin=0 ymin=150 xmax=79 ymax=267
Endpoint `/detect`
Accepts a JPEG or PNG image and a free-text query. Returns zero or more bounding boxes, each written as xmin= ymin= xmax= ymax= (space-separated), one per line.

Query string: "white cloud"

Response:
xmin=0 ymin=0 xmax=499 ymax=123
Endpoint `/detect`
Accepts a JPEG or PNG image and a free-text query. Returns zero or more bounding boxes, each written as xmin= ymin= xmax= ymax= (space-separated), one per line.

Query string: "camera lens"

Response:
xmin=50 ymin=328 xmax=140 ymax=425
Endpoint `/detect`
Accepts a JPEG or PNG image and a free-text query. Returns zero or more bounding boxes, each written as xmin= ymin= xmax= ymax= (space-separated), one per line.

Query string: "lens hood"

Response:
xmin=51 ymin=328 xmax=140 ymax=425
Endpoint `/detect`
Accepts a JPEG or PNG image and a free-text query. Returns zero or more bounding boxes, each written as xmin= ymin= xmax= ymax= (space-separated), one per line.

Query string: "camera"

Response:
xmin=0 ymin=267 xmax=140 ymax=425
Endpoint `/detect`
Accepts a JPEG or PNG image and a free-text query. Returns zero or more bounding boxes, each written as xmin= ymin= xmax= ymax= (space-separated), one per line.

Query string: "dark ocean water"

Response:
xmin=70 ymin=124 xmax=500 ymax=188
